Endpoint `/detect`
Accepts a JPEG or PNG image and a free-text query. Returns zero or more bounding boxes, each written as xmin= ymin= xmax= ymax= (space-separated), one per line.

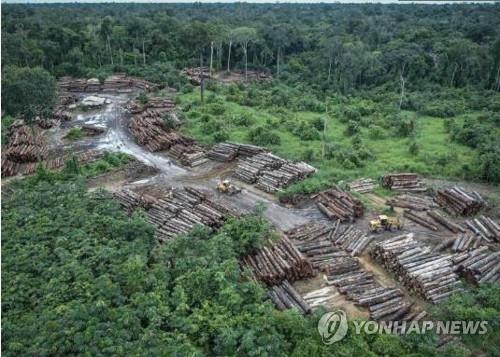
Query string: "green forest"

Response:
xmin=1 ymin=3 xmax=500 ymax=356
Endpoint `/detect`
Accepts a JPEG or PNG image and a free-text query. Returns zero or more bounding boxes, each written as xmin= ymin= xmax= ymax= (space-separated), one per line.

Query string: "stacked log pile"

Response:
xmin=313 ymin=186 xmax=364 ymax=222
xmin=208 ymin=142 xmax=267 ymax=162
xmin=234 ymin=152 xmax=315 ymax=191
xmin=464 ymin=216 xmax=500 ymax=242
xmin=241 ymin=234 xmax=314 ymax=285
xmin=127 ymin=98 xmax=176 ymax=115
xmin=208 ymin=142 xmax=240 ymax=162
xmin=435 ymin=187 xmax=485 ymax=216
xmin=451 ymin=232 xmax=484 ymax=252
xmin=403 ymin=210 xmax=439 ymax=231
xmin=58 ymin=77 xmax=87 ymax=91
xmin=268 ymin=280 xmax=311 ymax=314
xmin=2 ymin=149 xmax=102 ymax=178
xmin=169 ymin=144 xmax=208 ymax=167
xmin=386 ymin=194 xmax=437 ymax=211
xmin=453 ymin=247 xmax=500 ymax=284
xmin=129 ymin=114 xmax=193 ymax=152
xmin=3 ymin=125 xmax=47 ymax=164
xmin=182 ymin=67 xmax=210 ymax=85
xmin=348 ymin=178 xmax=378 ymax=193
xmin=256 ymin=162 xmax=316 ymax=193
xmin=382 ymin=173 xmax=426 ymax=192
xmin=81 ymin=125 xmax=106 ymax=136
xmin=371 ymin=234 xmax=461 ymax=303
xmin=302 ymin=287 xmax=339 ymax=310
xmin=331 ymin=224 xmax=373 ymax=256
xmin=59 ymin=75 xmax=157 ymax=92
xmin=426 ymin=210 xmax=465 ymax=233
xmin=114 ymin=187 xmax=236 ymax=242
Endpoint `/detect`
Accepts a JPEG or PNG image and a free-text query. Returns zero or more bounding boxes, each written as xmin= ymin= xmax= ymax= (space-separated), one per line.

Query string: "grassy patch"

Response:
xmin=178 ymin=88 xmax=480 ymax=196
xmin=64 ymin=127 xmax=83 ymax=141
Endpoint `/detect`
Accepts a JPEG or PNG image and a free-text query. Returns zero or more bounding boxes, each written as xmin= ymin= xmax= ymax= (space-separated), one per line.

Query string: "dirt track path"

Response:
xmin=65 ymin=93 xmax=325 ymax=231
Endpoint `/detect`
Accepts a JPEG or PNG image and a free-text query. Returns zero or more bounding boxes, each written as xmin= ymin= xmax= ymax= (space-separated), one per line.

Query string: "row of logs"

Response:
xmin=208 ymin=142 xmax=266 ymax=162
xmin=128 ymin=112 xmax=193 ymax=152
xmin=371 ymin=233 xmax=461 ymax=304
xmin=331 ymin=222 xmax=373 ymax=256
xmin=3 ymin=125 xmax=47 ymax=163
xmin=181 ymin=67 xmax=211 ymax=86
xmin=435 ymin=186 xmax=485 ymax=216
xmin=313 ymin=186 xmax=364 ymax=222
xmin=2 ymin=150 xmax=103 ymax=178
xmin=382 ymin=173 xmax=426 ymax=192
xmin=114 ymin=186 xmax=237 ymax=242
xmin=326 ymin=257 xmax=419 ymax=321
xmin=453 ymin=247 xmax=500 ymax=284
xmin=347 ymin=178 xmax=378 ymax=193
xmin=268 ymin=280 xmax=311 ymax=315
xmin=234 ymin=152 xmax=316 ymax=192
xmin=464 ymin=216 xmax=500 ymax=242
xmin=169 ymin=144 xmax=208 ymax=167
xmin=59 ymin=74 xmax=158 ymax=92
xmin=241 ymin=234 xmax=314 ymax=285
xmin=386 ymin=194 xmax=437 ymax=211
xmin=403 ymin=210 xmax=440 ymax=231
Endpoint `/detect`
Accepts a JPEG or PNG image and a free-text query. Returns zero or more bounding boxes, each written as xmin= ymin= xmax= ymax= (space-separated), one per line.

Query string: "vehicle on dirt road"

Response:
xmin=369 ymin=215 xmax=403 ymax=233
xmin=216 ymin=179 xmax=242 ymax=195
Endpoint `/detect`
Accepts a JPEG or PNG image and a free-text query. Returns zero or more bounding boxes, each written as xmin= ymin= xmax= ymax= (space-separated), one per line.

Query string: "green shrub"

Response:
xmin=64 ymin=127 xmax=83 ymax=141
xmin=247 ymin=126 xmax=281 ymax=146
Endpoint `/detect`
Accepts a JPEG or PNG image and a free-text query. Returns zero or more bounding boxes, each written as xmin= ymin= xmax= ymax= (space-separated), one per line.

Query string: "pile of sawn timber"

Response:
xmin=382 ymin=173 xmax=426 ymax=192
xmin=313 ymin=186 xmax=364 ymax=222
xmin=208 ymin=142 xmax=265 ymax=162
xmin=114 ymin=187 xmax=237 ymax=242
xmin=241 ymin=234 xmax=314 ymax=286
xmin=453 ymin=247 xmax=500 ymax=284
xmin=371 ymin=233 xmax=461 ymax=304
xmin=348 ymin=178 xmax=378 ymax=193
xmin=234 ymin=152 xmax=316 ymax=193
xmin=435 ymin=186 xmax=486 ymax=216
xmin=268 ymin=280 xmax=311 ymax=315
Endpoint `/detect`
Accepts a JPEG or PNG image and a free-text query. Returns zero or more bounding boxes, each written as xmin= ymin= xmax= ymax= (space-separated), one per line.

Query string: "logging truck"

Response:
xmin=369 ymin=215 xmax=403 ymax=233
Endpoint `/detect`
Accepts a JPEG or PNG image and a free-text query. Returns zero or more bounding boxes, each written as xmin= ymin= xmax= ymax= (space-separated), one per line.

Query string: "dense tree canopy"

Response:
xmin=2 ymin=3 xmax=499 ymax=92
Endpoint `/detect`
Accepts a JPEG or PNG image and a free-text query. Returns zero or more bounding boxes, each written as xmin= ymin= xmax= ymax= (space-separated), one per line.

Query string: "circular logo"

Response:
xmin=318 ymin=310 xmax=348 ymax=344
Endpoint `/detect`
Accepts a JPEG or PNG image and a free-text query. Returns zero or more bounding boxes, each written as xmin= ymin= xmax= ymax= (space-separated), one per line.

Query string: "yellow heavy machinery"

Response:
xmin=369 ymin=215 xmax=403 ymax=233
xmin=216 ymin=179 xmax=241 ymax=195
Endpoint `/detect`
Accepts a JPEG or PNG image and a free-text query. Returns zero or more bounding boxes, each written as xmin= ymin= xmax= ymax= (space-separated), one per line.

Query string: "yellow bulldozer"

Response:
xmin=216 ymin=179 xmax=241 ymax=195
xmin=369 ymin=215 xmax=403 ymax=233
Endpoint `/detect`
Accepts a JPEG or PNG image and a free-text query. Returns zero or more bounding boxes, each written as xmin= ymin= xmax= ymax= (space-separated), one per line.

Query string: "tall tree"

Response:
xmin=232 ymin=27 xmax=258 ymax=80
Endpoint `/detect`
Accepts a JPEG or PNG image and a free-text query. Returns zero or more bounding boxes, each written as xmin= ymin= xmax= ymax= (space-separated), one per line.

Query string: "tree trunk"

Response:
xmin=322 ymin=101 xmax=329 ymax=159
xmin=107 ymin=36 xmax=113 ymax=65
xmin=227 ymin=40 xmax=232 ymax=73
xmin=327 ymin=55 xmax=333 ymax=82
xmin=494 ymin=65 xmax=500 ymax=92
xmin=450 ymin=63 xmax=458 ymax=87
xmin=244 ymin=44 xmax=248 ymax=80
xmin=200 ymin=51 xmax=205 ymax=103
xmin=399 ymin=64 xmax=406 ymax=111
xmin=277 ymin=47 xmax=280 ymax=79
xmin=142 ymin=38 xmax=146 ymax=66
xmin=209 ymin=41 xmax=214 ymax=76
